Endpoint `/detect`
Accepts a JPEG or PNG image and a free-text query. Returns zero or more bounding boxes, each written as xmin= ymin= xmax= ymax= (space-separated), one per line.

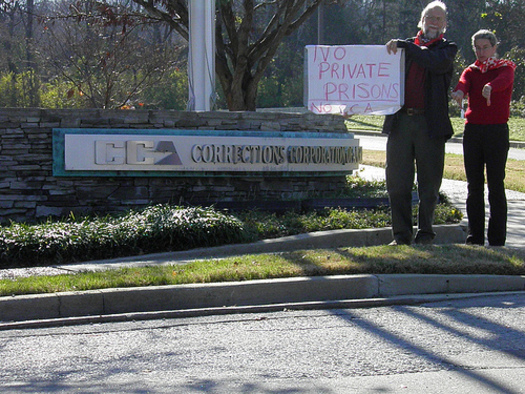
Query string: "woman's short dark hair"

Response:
xmin=472 ymin=29 xmax=499 ymax=49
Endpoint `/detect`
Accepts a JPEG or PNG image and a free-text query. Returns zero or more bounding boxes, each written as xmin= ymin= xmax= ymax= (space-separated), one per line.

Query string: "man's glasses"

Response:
xmin=424 ymin=15 xmax=445 ymax=23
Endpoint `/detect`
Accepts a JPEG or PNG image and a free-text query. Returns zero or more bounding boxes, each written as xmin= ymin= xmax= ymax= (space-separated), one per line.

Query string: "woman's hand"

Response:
xmin=482 ymin=84 xmax=492 ymax=106
xmin=450 ymin=90 xmax=465 ymax=106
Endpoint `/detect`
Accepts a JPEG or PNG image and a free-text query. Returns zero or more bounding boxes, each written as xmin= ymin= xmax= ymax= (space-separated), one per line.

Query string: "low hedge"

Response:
xmin=0 ymin=206 xmax=249 ymax=267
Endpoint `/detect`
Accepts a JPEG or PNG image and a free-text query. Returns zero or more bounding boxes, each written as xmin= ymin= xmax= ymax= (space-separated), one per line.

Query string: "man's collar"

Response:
xmin=414 ymin=30 xmax=444 ymax=46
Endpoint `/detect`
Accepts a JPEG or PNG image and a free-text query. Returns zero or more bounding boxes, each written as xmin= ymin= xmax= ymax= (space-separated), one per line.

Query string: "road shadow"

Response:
xmin=330 ymin=295 xmax=525 ymax=393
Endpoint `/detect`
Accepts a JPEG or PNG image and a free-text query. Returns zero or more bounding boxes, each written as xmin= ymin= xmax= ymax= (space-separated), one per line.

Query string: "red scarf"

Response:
xmin=472 ymin=57 xmax=517 ymax=73
xmin=414 ymin=30 xmax=444 ymax=47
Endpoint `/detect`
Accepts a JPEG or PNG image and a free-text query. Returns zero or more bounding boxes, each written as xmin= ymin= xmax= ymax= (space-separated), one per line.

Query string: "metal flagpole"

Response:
xmin=187 ymin=0 xmax=216 ymax=111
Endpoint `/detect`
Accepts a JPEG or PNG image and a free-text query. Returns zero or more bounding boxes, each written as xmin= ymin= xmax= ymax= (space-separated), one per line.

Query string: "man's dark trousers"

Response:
xmin=386 ymin=112 xmax=446 ymax=244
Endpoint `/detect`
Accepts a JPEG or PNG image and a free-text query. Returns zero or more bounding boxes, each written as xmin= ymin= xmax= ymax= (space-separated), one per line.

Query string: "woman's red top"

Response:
xmin=454 ymin=65 xmax=514 ymax=124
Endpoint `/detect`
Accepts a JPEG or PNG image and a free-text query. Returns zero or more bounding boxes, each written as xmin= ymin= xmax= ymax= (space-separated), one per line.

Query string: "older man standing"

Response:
xmin=383 ymin=1 xmax=457 ymax=245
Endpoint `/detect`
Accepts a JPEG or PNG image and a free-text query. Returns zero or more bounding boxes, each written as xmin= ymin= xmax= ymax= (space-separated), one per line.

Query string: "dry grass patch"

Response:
xmin=346 ymin=116 xmax=525 ymax=142
xmin=362 ymin=150 xmax=525 ymax=193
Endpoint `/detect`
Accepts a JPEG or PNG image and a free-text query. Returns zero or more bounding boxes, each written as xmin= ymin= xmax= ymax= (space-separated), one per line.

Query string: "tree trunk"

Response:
xmin=129 ymin=0 xmax=323 ymax=111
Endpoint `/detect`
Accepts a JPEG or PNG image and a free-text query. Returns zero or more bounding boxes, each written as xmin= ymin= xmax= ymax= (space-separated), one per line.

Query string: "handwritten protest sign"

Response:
xmin=304 ymin=45 xmax=404 ymax=116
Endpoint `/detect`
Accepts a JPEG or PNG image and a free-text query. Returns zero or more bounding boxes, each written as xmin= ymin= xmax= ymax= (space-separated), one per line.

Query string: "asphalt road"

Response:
xmin=0 ymin=293 xmax=523 ymax=393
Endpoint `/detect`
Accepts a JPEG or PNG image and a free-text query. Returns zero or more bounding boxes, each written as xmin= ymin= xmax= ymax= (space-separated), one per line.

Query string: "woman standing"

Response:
xmin=451 ymin=30 xmax=516 ymax=246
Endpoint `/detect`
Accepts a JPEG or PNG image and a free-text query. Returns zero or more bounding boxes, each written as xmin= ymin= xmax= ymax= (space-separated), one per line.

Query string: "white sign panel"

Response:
xmin=305 ymin=45 xmax=404 ymax=116
xmin=62 ymin=131 xmax=361 ymax=174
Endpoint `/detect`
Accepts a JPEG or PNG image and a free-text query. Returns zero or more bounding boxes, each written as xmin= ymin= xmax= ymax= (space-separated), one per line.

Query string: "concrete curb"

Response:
xmin=1 ymin=274 xmax=524 ymax=329
xmin=2 ymin=292 xmax=524 ymax=331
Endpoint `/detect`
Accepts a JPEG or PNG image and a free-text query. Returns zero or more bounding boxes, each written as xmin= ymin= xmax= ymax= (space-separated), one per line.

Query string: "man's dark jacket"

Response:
xmin=382 ymin=37 xmax=458 ymax=140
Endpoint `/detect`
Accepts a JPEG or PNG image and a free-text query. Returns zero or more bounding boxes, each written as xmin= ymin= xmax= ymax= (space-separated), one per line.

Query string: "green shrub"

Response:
xmin=0 ymin=71 xmax=41 ymax=107
xmin=236 ymin=202 xmax=461 ymax=241
xmin=40 ymin=79 xmax=87 ymax=109
xmin=0 ymin=206 xmax=248 ymax=267
xmin=142 ymin=67 xmax=189 ymax=110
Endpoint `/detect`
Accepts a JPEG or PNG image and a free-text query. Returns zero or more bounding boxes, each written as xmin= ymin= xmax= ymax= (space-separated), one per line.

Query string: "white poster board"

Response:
xmin=304 ymin=45 xmax=404 ymax=116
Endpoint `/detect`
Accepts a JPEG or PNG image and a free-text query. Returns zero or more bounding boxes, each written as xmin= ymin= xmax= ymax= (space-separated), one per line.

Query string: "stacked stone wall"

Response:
xmin=0 ymin=108 xmax=350 ymax=223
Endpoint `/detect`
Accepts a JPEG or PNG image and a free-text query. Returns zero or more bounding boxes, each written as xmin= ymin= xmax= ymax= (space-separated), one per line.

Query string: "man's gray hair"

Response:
xmin=471 ymin=29 xmax=499 ymax=49
xmin=417 ymin=1 xmax=447 ymax=31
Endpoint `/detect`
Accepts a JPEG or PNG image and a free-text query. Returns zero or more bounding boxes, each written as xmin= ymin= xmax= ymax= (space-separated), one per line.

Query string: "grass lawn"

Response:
xmin=346 ymin=115 xmax=525 ymax=142
xmin=2 ymin=245 xmax=525 ymax=297
xmin=362 ymin=150 xmax=525 ymax=194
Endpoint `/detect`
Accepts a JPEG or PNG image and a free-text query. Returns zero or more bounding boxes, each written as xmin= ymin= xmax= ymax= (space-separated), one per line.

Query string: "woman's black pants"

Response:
xmin=463 ymin=123 xmax=509 ymax=246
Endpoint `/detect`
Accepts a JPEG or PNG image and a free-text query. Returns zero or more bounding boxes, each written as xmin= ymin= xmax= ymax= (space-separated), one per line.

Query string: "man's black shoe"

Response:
xmin=465 ymin=235 xmax=483 ymax=246
xmin=414 ymin=237 xmax=433 ymax=245
xmin=388 ymin=240 xmax=411 ymax=246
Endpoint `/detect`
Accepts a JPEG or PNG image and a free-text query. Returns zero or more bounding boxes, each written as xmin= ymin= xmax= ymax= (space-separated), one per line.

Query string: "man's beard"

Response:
xmin=423 ymin=28 xmax=443 ymax=39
